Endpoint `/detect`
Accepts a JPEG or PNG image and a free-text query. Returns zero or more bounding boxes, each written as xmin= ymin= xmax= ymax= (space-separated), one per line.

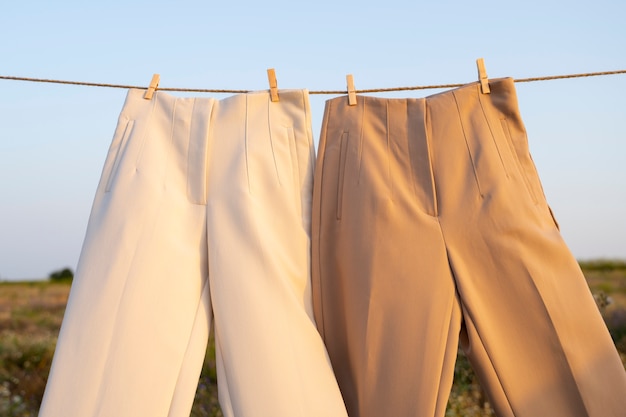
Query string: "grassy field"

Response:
xmin=1 ymin=261 xmax=625 ymax=417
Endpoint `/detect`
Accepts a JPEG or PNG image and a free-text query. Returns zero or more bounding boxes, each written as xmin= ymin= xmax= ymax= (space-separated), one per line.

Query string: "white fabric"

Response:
xmin=39 ymin=89 xmax=348 ymax=417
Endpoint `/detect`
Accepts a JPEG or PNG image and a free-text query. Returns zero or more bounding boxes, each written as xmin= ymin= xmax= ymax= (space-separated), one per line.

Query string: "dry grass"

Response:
xmin=0 ymin=282 xmax=68 ymax=416
xmin=1 ymin=263 xmax=625 ymax=416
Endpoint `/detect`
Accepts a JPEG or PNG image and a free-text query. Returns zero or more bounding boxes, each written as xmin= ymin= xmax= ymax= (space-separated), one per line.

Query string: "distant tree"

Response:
xmin=49 ymin=267 xmax=74 ymax=282
xmin=579 ymin=259 xmax=626 ymax=271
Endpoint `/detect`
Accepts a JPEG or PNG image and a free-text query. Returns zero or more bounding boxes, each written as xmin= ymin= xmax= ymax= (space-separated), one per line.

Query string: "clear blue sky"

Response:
xmin=1 ymin=0 xmax=625 ymax=280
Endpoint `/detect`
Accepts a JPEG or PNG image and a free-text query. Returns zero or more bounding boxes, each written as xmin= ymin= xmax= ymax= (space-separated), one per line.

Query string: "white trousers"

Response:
xmin=38 ymin=89 xmax=348 ymax=417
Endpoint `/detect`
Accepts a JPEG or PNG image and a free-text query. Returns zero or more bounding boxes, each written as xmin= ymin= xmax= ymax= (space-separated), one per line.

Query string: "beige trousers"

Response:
xmin=39 ymin=89 xmax=348 ymax=417
xmin=312 ymin=78 xmax=626 ymax=417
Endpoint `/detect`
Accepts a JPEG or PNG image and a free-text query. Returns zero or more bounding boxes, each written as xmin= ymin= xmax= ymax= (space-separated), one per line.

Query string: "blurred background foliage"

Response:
xmin=1 ymin=260 xmax=625 ymax=416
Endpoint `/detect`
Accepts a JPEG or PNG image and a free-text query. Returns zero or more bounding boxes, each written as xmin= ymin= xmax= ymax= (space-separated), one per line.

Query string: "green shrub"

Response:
xmin=579 ymin=259 xmax=626 ymax=272
xmin=0 ymin=332 xmax=56 ymax=416
xmin=48 ymin=268 xmax=73 ymax=282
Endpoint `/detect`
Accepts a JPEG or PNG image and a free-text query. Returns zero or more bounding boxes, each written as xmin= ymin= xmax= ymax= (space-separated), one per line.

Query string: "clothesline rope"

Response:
xmin=1 ymin=69 xmax=625 ymax=95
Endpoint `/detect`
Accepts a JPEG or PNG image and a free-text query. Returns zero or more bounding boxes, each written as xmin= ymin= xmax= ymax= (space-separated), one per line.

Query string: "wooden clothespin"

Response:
xmin=267 ymin=68 xmax=279 ymax=102
xmin=346 ymin=74 xmax=357 ymax=106
xmin=476 ymin=58 xmax=490 ymax=94
xmin=144 ymin=74 xmax=160 ymax=100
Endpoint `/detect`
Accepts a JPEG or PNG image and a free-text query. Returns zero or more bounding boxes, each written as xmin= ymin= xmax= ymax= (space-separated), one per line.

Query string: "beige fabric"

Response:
xmin=39 ymin=89 xmax=348 ymax=417
xmin=312 ymin=78 xmax=626 ymax=417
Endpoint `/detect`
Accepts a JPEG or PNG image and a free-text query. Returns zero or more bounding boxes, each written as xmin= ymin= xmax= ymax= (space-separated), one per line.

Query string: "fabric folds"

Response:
xmin=312 ymin=78 xmax=626 ymax=417
xmin=39 ymin=89 xmax=348 ymax=417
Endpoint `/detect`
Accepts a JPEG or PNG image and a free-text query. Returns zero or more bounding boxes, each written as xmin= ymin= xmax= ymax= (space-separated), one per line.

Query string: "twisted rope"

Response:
xmin=1 ymin=69 xmax=625 ymax=95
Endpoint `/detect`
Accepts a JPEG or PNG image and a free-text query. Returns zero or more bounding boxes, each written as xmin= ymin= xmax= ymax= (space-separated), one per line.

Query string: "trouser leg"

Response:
xmin=207 ymin=90 xmax=348 ymax=417
xmin=433 ymin=79 xmax=626 ymax=416
xmin=312 ymin=96 xmax=461 ymax=417
xmin=39 ymin=90 xmax=216 ymax=417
